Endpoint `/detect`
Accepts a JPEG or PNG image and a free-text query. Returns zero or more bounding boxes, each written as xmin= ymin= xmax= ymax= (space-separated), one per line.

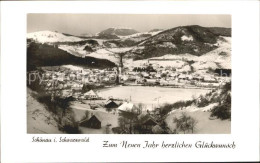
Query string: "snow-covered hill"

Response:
xmin=27 ymin=31 xmax=83 ymax=43
xmin=86 ymin=47 xmax=133 ymax=65
xmin=26 ymin=26 xmax=231 ymax=71
xmin=197 ymin=36 xmax=231 ymax=69
xmin=97 ymin=27 xmax=139 ymax=36
xmin=27 ymin=88 xmax=63 ymax=134
xmin=118 ymin=29 xmax=164 ymax=39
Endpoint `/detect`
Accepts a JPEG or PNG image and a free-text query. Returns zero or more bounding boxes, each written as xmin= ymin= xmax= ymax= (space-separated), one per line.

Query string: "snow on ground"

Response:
xmin=150 ymin=54 xmax=199 ymax=61
xmin=86 ymin=49 xmax=119 ymax=64
xmin=27 ymin=88 xmax=63 ymax=134
xmin=27 ymin=31 xmax=83 ymax=43
xmin=185 ymin=103 xmax=218 ymax=112
xmin=99 ymin=86 xmax=209 ymax=111
xmin=181 ymin=35 xmax=194 ymax=41
xmin=61 ymin=65 xmax=84 ymax=71
xmin=140 ymin=36 xmax=231 ymax=70
xmin=177 ymin=64 xmax=191 ymax=72
xmin=80 ymin=33 xmax=95 ymax=37
xmin=71 ymin=102 xmax=119 ymax=134
xmin=58 ymin=38 xmax=108 ymax=57
xmin=165 ymin=110 xmax=231 ymax=134
xmin=198 ymin=37 xmax=231 ymax=69
xmin=29 ymin=30 xmax=230 ymax=71
xmin=133 ymin=46 xmax=145 ymax=50
xmin=150 ymin=60 xmax=188 ymax=68
xmin=107 ymin=47 xmax=133 ymax=53
xmin=118 ymin=30 xmax=163 ymax=39
xmin=92 ymin=39 xmax=107 ymax=45
xmin=86 ymin=47 xmax=133 ymax=65
xmin=126 ymin=59 xmax=177 ymax=68
xmin=156 ymin=42 xmax=176 ymax=48
xmin=124 ymin=58 xmax=145 ymax=67
xmin=192 ymin=61 xmax=219 ymax=71
xmin=59 ymin=45 xmax=86 ymax=57
xmin=106 ymin=42 xmax=117 ymax=48
xmin=164 ymin=100 xmax=230 ymax=134
xmin=125 ymin=54 xmax=190 ymax=68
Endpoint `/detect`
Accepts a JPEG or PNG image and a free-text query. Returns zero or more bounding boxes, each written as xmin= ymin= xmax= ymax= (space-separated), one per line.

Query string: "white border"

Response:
xmin=1 ymin=1 xmax=259 ymax=162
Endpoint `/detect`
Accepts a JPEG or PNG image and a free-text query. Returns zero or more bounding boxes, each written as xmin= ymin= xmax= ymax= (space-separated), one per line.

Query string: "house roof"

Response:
xmin=142 ymin=118 xmax=158 ymax=126
xmin=84 ymin=90 xmax=98 ymax=96
xmin=88 ymin=115 xmax=101 ymax=122
xmin=80 ymin=114 xmax=102 ymax=124
xmin=105 ymin=100 xmax=118 ymax=108
xmin=118 ymin=102 xmax=137 ymax=112
xmin=138 ymin=114 xmax=158 ymax=126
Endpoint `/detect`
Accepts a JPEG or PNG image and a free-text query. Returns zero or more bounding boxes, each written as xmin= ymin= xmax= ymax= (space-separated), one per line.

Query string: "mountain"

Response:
xmin=130 ymin=25 xmax=231 ymax=60
xmin=26 ymin=25 xmax=231 ymax=70
xmin=96 ymin=33 xmax=120 ymax=39
xmin=27 ymin=41 xmax=116 ymax=71
xmin=27 ymin=31 xmax=83 ymax=43
xmin=149 ymin=29 xmax=164 ymax=32
xmin=96 ymin=28 xmax=138 ymax=39
xmin=207 ymin=27 xmax=231 ymax=37
xmin=98 ymin=27 xmax=139 ymax=36
xmin=96 ymin=27 xmax=139 ymax=39
xmin=118 ymin=29 xmax=164 ymax=40
xmin=79 ymin=33 xmax=95 ymax=38
xmin=62 ymin=32 xmax=93 ymax=39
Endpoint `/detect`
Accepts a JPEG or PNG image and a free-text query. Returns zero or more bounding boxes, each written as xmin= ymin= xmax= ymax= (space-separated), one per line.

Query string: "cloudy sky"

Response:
xmin=27 ymin=14 xmax=231 ymax=35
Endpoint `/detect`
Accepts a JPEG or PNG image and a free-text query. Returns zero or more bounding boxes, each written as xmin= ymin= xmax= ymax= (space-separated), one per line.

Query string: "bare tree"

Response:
xmin=173 ymin=112 xmax=198 ymax=134
xmin=105 ymin=124 xmax=111 ymax=134
xmin=188 ymin=117 xmax=198 ymax=133
xmin=118 ymin=110 xmax=138 ymax=134
xmin=137 ymin=103 xmax=145 ymax=114
xmin=118 ymin=116 xmax=129 ymax=132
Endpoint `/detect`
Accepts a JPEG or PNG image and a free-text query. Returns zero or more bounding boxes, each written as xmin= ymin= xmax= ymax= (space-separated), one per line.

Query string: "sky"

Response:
xmin=27 ymin=14 xmax=231 ymax=35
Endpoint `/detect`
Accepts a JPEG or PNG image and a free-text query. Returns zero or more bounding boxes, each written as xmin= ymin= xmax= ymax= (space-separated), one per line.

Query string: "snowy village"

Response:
xmin=27 ymin=14 xmax=232 ymax=134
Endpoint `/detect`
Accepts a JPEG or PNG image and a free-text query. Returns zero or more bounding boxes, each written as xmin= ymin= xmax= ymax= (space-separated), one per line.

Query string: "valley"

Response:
xmin=27 ymin=25 xmax=231 ymax=134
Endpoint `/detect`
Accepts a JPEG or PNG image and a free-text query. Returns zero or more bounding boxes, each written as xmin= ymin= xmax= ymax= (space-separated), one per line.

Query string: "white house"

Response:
xmin=118 ymin=102 xmax=138 ymax=113
xmin=84 ymin=90 xmax=99 ymax=99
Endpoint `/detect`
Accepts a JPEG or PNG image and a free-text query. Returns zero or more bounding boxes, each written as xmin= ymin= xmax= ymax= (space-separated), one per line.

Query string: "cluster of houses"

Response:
xmin=37 ymin=61 xmax=231 ymax=98
xmin=79 ymin=99 xmax=167 ymax=134
xmin=37 ymin=66 xmax=118 ymax=99
xmin=122 ymin=62 xmax=231 ymax=88
xmin=30 ymin=62 xmax=231 ymax=134
xmin=41 ymin=67 xmax=118 ymax=85
xmin=33 ymin=61 xmax=231 ymax=102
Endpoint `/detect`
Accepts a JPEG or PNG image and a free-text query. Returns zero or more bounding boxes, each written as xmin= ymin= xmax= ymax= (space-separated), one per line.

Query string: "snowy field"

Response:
xmin=98 ymin=86 xmax=210 ymax=110
xmin=165 ymin=110 xmax=231 ymax=134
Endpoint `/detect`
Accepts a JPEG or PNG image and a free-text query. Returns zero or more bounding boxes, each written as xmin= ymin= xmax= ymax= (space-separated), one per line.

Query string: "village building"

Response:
xmin=203 ymin=76 xmax=217 ymax=83
xmin=105 ymin=100 xmax=118 ymax=108
xmin=80 ymin=115 xmax=101 ymax=129
xmin=84 ymin=90 xmax=99 ymax=100
xmin=118 ymin=102 xmax=138 ymax=113
xmin=69 ymin=73 xmax=76 ymax=80
xmin=142 ymin=117 xmax=157 ymax=130
xmin=135 ymin=78 xmax=145 ymax=84
xmin=155 ymin=73 xmax=161 ymax=79
xmin=145 ymin=79 xmax=158 ymax=85
xmin=120 ymin=75 xmax=129 ymax=81
xmin=136 ymin=114 xmax=158 ymax=134
xmin=105 ymin=100 xmax=119 ymax=114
